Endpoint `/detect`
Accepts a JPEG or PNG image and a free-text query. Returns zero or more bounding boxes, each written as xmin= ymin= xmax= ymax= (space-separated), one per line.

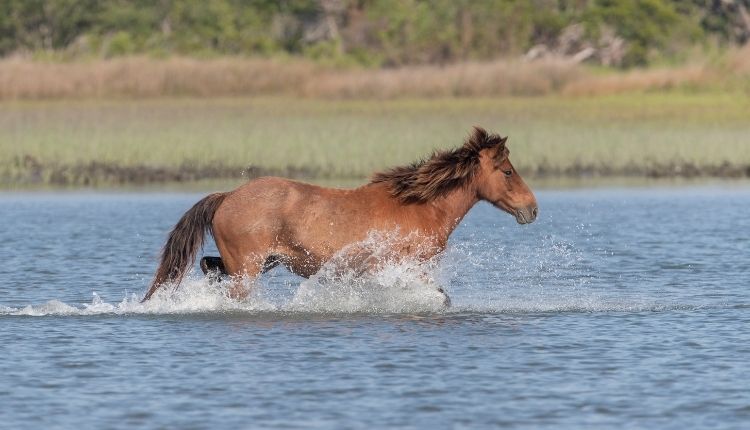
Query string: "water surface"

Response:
xmin=1 ymin=187 xmax=749 ymax=429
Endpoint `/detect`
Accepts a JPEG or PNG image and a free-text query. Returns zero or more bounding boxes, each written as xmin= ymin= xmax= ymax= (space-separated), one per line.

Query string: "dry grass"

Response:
xmin=1 ymin=47 xmax=748 ymax=100
xmin=0 ymin=57 xmax=319 ymax=99
xmin=728 ymin=45 xmax=750 ymax=75
xmin=564 ymin=46 xmax=750 ymax=96
xmin=562 ymin=64 xmax=712 ymax=95
xmin=301 ymin=59 xmax=583 ymax=98
xmin=0 ymin=56 xmax=582 ymax=99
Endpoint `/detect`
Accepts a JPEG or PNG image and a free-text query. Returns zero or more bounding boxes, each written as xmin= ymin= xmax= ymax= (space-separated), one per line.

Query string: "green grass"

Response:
xmin=1 ymin=93 xmax=749 ymax=187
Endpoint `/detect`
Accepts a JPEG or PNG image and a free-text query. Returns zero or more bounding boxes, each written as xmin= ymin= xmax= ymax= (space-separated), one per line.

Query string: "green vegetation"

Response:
xmin=2 ymin=94 xmax=749 ymax=188
xmin=1 ymin=0 xmax=749 ymax=67
xmin=2 ymin=2 xmax=747 ymax=189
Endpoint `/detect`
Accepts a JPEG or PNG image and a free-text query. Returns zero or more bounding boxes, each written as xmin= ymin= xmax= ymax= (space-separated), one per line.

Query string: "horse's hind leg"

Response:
xmin=200 ymin=256 xmax=227 ymax=282
xmin=201 ymin=255 xmax=279 ymax=277
xmin=223 ymin=255 xmax=283 ymax=300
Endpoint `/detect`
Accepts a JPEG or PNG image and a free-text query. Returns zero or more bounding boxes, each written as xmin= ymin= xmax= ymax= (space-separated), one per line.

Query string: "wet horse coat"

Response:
xmin=143 ymin=127 xmax=538 ymax=301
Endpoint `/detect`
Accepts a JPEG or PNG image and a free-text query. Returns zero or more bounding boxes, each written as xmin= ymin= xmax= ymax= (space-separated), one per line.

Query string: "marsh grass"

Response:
xmin=1 ymin=94 xmax=749 ymax=187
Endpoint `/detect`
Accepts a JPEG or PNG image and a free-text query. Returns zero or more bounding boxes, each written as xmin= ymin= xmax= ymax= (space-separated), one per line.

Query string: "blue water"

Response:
xmin=1 ymin=186 xmax=749 ymax=429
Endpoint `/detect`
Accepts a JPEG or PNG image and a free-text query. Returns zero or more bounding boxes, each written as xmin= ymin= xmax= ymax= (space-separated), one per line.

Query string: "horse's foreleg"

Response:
xmin=418 ymin=272 xmax=451 ymax=308
xmin=436 ymin=286 xmax=451 ymax=308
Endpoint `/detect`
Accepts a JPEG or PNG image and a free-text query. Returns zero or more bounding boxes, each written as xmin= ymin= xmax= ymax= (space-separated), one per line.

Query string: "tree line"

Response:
xmin=1 ymin=0 xmax=748 ymax=67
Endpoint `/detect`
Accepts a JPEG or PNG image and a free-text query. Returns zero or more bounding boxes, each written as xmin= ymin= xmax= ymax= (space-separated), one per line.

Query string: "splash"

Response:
xmin=290 ymin=230 xmax=450 ymax=313
xmin=0 ymin=273 xmax=448 ymax=317
xmin=0 ymin=230 xmax=673 ymax=317
xmin=1 ymin=231 xmax=451 ymax=316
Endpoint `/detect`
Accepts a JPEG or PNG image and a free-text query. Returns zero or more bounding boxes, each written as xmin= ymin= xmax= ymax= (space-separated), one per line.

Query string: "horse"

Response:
xmin=142 ymin=127 xmax=538 ymax=303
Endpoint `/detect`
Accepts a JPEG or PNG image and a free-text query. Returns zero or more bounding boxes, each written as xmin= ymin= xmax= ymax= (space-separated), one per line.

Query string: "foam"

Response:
xmin=0 ymin=230 xmax=685 ymax=317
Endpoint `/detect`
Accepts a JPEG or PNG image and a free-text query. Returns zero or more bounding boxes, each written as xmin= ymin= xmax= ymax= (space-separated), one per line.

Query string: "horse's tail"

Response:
xmin=142 ymin=192 xmax=228 ymax=301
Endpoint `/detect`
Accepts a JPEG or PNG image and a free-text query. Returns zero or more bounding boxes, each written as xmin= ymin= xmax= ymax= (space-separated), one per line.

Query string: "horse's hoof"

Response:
xmin=206 ymin=271 xmax=223 ymax=283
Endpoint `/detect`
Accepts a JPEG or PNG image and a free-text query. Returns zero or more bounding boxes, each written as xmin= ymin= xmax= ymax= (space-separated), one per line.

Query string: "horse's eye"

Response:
xmin=503 ymin=169 xmax=512 ymax=177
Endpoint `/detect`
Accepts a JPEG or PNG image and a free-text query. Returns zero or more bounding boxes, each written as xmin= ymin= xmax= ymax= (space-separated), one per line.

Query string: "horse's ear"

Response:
xmin=493 ymin=136 xmax=509 ymax=160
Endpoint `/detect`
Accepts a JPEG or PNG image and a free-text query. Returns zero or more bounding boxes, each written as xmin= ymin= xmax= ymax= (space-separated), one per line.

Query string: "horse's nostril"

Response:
xmin=532 ymin=207 xmax=538 ymax=218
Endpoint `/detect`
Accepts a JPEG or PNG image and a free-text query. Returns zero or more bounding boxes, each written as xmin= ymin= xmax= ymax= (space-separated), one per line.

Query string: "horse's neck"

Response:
xmin=422 ymin=187 xmax=478 ymax=240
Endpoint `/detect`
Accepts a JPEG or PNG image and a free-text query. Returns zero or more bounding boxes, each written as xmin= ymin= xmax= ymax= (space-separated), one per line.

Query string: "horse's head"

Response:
xmin=474 ymin=135 xmax=538 ymax=224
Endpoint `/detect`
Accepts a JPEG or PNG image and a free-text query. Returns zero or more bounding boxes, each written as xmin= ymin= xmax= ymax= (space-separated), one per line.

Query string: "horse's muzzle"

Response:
xmin=515 ymin=206 xmax=538 ymax=224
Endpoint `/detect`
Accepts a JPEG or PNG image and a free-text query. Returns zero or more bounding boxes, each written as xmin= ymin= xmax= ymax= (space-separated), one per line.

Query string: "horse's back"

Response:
xmin=219 ymin=176 xmax=352 ymax=214
xmin=211 ymin=177 xmax=370 ymax=271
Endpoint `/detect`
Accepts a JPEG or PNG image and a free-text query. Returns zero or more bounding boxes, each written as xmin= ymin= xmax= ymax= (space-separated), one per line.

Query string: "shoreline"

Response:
xmin=3 ymin=164 xmax=750 ymax=193
xmin=3 ymin=160 xmax=749 ymax=188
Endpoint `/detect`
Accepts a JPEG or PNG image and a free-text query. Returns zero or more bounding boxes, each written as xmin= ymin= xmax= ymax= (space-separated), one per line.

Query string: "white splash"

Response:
xmin=289 ymin=230 xmax=450 ymax=313
xmin=0 ymin=231 xmax=671 ymax=317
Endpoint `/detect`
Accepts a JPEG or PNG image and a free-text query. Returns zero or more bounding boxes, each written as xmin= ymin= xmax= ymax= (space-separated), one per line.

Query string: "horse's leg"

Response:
xmin=200 ymin=255 xmax=278 ymax=280
xmin=350 ymin=247 xmax=451 ymax=308
xmin=224 ymin=255 xmax=284 ymax=300
xmin=437 ymin=286 xmax=451 ymax=308
xmin=418 ymin=272 xmax=451 ymax=308
xmin=200 ymin=256 xmax=226 ymax=283
xmin=225 ymin=258 xmax=263 ymax=300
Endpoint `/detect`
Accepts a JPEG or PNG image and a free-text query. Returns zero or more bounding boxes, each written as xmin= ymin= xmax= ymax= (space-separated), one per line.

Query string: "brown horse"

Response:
xmin=143 ymin=127 xmax=538 ymax=302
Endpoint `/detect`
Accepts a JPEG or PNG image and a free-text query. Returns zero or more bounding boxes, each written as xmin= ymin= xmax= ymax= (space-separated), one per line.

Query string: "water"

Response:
xmin=1 ymin=186 xmax=749 ymax=429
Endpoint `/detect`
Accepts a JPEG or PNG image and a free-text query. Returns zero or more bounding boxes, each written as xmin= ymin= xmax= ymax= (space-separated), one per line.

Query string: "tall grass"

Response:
xmin=0 ymin=56 xmax=582 ymax=99
xmin=1 ymin=95 xmax=749 ymax=187
xmin=1 ymin=46 xmax=749 ymax=100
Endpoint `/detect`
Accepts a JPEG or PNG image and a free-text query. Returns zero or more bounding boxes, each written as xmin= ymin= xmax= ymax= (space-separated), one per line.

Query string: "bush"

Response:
xmin=105 ymin=31 xmax=136 ymax=57
xmin=0 ymin=0 xmax=744 ymax=67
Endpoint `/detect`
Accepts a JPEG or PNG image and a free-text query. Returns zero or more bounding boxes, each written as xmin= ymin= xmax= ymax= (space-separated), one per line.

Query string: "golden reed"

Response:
xmin=0 ymin=47 xmax=747 ymax=100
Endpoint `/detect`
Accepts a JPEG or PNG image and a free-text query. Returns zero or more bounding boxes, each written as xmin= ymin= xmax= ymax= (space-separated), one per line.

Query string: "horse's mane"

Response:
xmin=370 ymin=127 xmax=508 ymax=204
